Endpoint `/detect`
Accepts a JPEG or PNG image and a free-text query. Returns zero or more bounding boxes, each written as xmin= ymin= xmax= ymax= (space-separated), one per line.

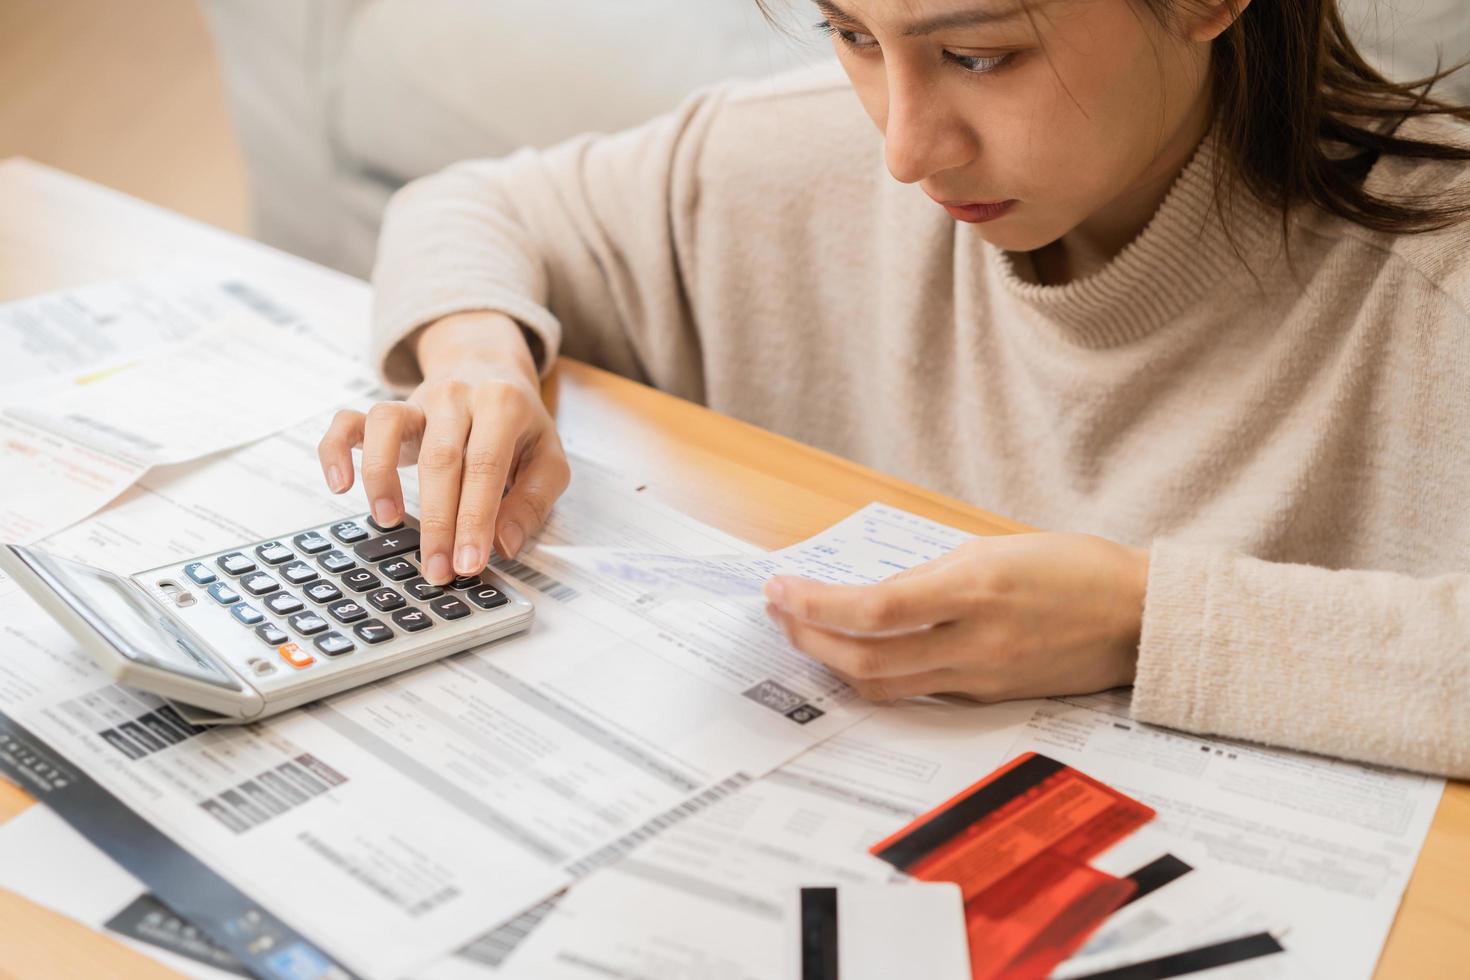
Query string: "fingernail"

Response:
xmin=373 ymin=497 xmax=396 ymax=525
xmin=764 ymin=578 xmax=787 ymax=608
xmin=455 ymin=544 xmax=481 ymax=575
xmin=500 ymin=522 xmax=524 ymax=559
xmin=327 ymin=465 xmax=344 ymax=493
xmin=426 ymin=553 xmax=452 ymax=583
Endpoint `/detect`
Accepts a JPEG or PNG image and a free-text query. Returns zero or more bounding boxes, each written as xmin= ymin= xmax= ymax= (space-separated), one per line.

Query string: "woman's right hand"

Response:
xmin=317 ymin=311 xmax=570 ymax=585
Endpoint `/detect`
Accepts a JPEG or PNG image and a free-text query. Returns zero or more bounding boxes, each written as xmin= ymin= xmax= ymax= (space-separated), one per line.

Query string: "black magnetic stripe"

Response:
xmin=1120 ymin=853 xmax=1193 ymax=907
xmin=800 ymin=886 xmax=839 ymax=980
xmin=1069 ymin=932 xmax=1286 ymax=980
xmin=872 ymin=754 xmax=1066 ymax=870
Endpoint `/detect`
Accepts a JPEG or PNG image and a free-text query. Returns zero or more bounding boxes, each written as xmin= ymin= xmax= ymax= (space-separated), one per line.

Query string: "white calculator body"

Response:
xmin=1 ymin=514 xmax=534 ymax=725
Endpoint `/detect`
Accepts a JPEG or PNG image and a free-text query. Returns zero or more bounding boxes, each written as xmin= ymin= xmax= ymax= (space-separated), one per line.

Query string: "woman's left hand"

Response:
xmin=763 ymin=533 xmax=1150 ymax=703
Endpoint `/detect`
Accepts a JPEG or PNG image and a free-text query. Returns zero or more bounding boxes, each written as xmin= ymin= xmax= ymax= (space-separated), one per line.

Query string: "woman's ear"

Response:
xmin=1181 ymin=0 xmax=1252 ymax=42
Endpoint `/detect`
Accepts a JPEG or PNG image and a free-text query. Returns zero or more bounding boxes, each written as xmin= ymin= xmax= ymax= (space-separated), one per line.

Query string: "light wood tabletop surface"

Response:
xmin=0 ymin=157 xmax=1464 ymax=980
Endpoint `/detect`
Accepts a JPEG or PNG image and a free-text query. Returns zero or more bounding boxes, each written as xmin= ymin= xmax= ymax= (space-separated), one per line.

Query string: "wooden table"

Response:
xmin=0 ymin=158 xmax=1464 ymax=979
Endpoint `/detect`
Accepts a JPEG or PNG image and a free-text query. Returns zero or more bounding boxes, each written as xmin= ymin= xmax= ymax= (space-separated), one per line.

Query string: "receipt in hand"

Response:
xmin=540 ymin=502 xmax=973 ymax=600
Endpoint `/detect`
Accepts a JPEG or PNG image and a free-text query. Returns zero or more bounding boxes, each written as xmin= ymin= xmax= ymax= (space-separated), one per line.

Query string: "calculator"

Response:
xmin=1 ymin=514 xmax=534 ymax=725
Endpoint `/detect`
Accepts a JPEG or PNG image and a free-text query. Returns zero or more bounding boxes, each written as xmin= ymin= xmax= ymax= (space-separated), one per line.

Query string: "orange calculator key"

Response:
xmin=277 ymin=643 xmax=314 ymax=669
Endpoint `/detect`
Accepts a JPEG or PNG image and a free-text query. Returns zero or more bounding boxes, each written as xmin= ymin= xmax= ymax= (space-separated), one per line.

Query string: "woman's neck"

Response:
xmin=1029 ymin=100 xmax=1214 ymax=287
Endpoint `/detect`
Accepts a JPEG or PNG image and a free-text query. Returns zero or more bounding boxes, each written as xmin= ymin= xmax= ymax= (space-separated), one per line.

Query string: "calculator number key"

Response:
xmin=184 ymin=562 xmax=216 ymax=585
xmin=403 ymin=577 xmax=443 ymax=601
xmin=230 ymin=602 xmax=265 ymax=626
xmin=265 ymin=592 xmax=304 ymax=616
xmin=240 ymin=572 xmax=280 ymax=596
xmin=330 ymin=521 xmax=370 ymax=544
xmin=366 ymin=588 xmax=406 ymax=612
xmin=467 ymin=584 xmax=509 ymax=609
xmin=327 ymin=599 xmax=369 ymax=624
xmin=293 ymin=531 xmax=332 ymax=554
xmin=280 ymin=561 xmax=319 ymax=586
xmin=314 ymin=631 xmax=355 ymax=657
xmin=318 ymin=550 xmax=357 ymax=575
xmin=430 ymin=595 xmax=471 ymax=621
xmin=379 ymin=558 xmax=418 ymax=581
xmin=256 ymin=623 xmax=289 ymax=646
xmin=391 ymin=608 xmax=433 ymax=632
xmin=289 ymin=612 xmax=330 ymax=636
xmin=341 ymin=569 xmax=382 ymax=593
xmin=216 ymin=552 xmax=256 ymax=576
xmin=207 ymin=582 xmax=241 ymax=605
xmin=254 ymin=541 xmax=294 ymax=565
xmin=304 ymin=581 xmax=343 ymax=604
xmin=354 ymin=528 xmax=420 ymax=564
xmin=353 ymin=620 xmax=394 ymax=645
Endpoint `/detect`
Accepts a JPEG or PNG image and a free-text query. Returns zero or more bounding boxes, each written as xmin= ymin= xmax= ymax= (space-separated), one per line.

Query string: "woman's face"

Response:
xmin=820 ymin=0 xmax=1218 ymax=252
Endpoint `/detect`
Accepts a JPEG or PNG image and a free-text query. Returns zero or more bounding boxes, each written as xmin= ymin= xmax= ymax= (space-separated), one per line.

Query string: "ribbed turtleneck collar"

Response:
xmin=982 ymin=134 xmax=1279 ymax=347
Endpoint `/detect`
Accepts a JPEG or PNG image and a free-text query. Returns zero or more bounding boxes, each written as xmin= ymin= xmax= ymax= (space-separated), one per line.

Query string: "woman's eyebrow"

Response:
xmin=813 ymin=0 xmax=1026 ymax=34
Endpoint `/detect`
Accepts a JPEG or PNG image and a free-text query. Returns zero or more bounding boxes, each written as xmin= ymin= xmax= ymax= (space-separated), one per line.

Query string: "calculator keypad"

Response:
xmin=403 ymin=577 xmax=442 ymax=601
xmin=392 ymin=608 xmax=433 ymax=632
xmin=154 ymin=513 xmax=524 ymax=697
xmin=366 ymin=588 xmax=406 ymax=612
xmin=208 ymin=582 xmax=241 ymax=604
xmin=240 ymin=572 xmax=280 ymax=596
xmin=265 ymin=593 xmax=304 ymax=616
xmin=354 ymin=620 xmax=394 ymax=644
xmin=314 ymin=632 xmax=355 ymax=657
xmin=319 ymin=550 xmax=356 ymax=575
xmin=280 ymin=562 xmax=318 ymax=586
xmin=353 ymin=529 xmax=419 ymax=563
xmin=217 ymin=553 xmax=256 ymax=576
xmin=255 ymin=542 xmax=294 ymax=565
xmin=293 ymin=532 xmax=332 ymax=554
xmin=330 ymin=521 xmax=370 ymax=544
xmin=304 ymin=581 xmax=343 ymax=604
xmin=184 ymin=562 xmax=216 ymax=585
xmin=341 ymin=569 xmax=381 ymax=593
xmin=327 ymin=599 xmax=369 ymax=624
xmin=380 ymin=558 xmax=417 ymax=581
xmin=289 ymin=612 xmax=329 ymax=636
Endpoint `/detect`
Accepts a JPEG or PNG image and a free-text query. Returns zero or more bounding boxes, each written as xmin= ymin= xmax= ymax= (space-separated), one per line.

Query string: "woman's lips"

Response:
xmin=938 ymin=199 xmax=1016 ymax=223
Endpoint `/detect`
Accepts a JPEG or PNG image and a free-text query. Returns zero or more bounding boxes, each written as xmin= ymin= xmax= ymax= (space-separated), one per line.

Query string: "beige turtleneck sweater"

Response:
xmin=371 ymin=63 xmax=1470 ymax=779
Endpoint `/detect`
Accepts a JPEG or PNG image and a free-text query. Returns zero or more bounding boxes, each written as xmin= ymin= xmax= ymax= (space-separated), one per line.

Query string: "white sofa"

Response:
xmin=200 ymin=0 xmax=826 ymax=275
xmin=201 ymin=0 xmax=1470 ymax=276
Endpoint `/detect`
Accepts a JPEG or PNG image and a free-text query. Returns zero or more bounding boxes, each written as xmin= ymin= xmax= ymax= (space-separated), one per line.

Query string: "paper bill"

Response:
xmin=539 ymin=501 xmax=974 ymax=601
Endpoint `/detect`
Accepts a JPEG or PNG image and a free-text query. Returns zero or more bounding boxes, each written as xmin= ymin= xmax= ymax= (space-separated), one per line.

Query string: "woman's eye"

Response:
xmin=946 ymin=51 xmax=1014 ymax=74
xmin=815 ymin=20 xmax=879 ymax=51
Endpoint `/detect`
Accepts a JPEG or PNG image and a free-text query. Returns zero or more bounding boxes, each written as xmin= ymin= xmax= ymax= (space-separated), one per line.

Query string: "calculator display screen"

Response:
xmin=13 ymin=547 xmax=241 ymax=690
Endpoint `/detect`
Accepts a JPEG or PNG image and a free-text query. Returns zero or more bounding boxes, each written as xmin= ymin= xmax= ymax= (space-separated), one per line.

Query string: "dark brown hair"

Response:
xmin=757 ymin=0 xmax=1470 ymax=235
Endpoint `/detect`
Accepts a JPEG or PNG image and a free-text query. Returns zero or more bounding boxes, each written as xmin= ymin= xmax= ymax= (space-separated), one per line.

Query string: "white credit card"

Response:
xmin=789 ymin=882 xmax=970 ymax=980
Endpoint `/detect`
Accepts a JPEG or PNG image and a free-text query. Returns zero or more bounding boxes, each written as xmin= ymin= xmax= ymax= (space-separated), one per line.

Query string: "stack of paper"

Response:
xmin=0 ymin=274 xmax=369 ymax=544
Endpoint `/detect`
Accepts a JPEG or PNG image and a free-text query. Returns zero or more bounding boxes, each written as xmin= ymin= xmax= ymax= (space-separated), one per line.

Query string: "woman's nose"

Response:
xmin=882 ymin=74 xmax=977 ymax=186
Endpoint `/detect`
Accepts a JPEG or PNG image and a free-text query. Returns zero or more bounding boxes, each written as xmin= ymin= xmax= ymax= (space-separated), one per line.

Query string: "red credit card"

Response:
xmin=868 ymin=752 xmax=1154 ymax=980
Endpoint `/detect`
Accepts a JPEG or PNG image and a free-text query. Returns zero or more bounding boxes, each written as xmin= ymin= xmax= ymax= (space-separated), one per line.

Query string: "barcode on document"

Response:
xmin=490 ymin=555 xmax=579 ymax=601
xmin=563 ymin=772 xmax=752 ymax=878
xmin=456 ymin=893 xmax=564 ymax=968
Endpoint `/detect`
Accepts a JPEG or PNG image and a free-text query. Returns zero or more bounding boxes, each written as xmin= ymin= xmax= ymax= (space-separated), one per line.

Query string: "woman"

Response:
xmin=317 ymin=0 xmax=1470 ymax=777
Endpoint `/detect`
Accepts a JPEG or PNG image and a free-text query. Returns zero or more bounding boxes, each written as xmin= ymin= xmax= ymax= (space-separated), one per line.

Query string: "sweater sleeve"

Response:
xmin=1132 ymin=538 xmax=1470 ymax=778
xmin=369 ymin=79 xmax=733 ymax=397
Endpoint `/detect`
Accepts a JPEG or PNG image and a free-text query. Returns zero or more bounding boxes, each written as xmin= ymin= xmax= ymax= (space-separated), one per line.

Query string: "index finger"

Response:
xmin=763 ymin=571 xmax=966 ymax=635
